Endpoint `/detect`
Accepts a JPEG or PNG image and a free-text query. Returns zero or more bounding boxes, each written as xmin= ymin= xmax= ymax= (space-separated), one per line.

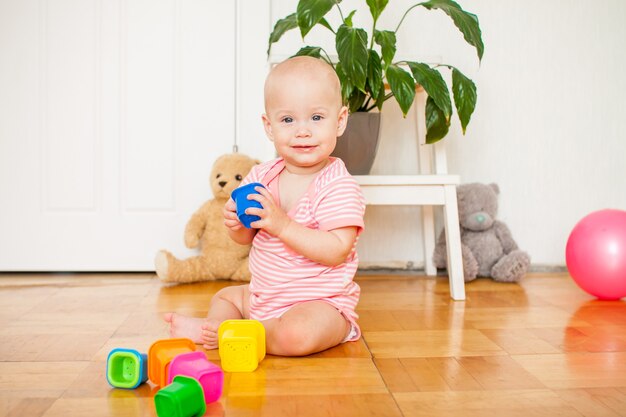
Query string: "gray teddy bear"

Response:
xmin=433 ymin=183 xmax=530 ymax=283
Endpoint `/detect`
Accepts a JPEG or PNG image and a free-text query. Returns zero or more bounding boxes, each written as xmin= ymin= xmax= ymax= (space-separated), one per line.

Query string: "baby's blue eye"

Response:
xmin=312 ymin=115 xmax=322 ymax=121
xmin=282 ymin=117 xmax=293 ymax=123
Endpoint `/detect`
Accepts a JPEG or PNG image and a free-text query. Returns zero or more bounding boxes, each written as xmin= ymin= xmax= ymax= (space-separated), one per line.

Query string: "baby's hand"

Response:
xmin=246 ymin=186 xmax=291 ymax=237
xmin=223 ymin=198 xmax=243 ymax=231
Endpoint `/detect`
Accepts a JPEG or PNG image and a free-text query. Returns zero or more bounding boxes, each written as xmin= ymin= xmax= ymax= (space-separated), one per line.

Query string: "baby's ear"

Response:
xmin=337 ymin=106 xmax=349 ymax=134
xmin=261 ymin=113 xmax=274 ymax=141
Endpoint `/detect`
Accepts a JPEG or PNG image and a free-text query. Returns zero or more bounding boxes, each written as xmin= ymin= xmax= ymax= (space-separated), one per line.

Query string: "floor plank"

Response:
xmin=512 ymin=352 xmax=626 ymax=389
xmin=364 ymin=329 xmax=505 ymax=358
xmin=394 ymin=389 xmax=584 ymax=417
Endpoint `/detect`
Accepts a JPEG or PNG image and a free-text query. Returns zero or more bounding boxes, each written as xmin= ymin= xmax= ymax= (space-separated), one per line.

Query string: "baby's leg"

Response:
xmin=163 ymin=285 xmax=248 ymax=349
xmin=263 ymin=301 xmax=351 ymax=356
xmin=200 ymin=284 xmax=249 ymax=349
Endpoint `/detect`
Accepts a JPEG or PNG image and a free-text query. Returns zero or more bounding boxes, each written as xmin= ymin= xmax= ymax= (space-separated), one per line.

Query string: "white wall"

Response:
xmin=445 ymin=1 xmax=626 ymax=267
xmin=268 ymin=0 xmax=626 ymax=269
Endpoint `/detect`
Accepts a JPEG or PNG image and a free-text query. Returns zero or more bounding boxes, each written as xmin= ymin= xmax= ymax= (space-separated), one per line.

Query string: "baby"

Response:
xmin=164 ymin=56 xmax=366 ymax=356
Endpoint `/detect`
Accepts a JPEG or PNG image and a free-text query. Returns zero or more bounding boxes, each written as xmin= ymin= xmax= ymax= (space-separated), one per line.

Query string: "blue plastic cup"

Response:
xmin=106 ymin=348 xmax=148 ymax=389
xmin=231 ymin=183 xmax=265 ymax=228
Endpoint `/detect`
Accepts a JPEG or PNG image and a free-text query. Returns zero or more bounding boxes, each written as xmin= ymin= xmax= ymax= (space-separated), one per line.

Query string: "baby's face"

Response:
xmin=262 ymin=67 xmax=347 ymax=174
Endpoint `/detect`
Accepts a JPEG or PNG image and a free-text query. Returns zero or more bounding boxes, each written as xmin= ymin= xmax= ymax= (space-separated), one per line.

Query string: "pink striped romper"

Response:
xmin=240 ymin=157 xmax=366 ymax=341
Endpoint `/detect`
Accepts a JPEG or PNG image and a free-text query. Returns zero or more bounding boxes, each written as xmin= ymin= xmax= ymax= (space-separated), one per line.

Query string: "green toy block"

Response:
xmin=154 ymin=375 xmax=206 ymax=417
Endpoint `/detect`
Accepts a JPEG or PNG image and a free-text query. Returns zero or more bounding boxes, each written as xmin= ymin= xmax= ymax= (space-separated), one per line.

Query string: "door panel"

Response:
xmin=0 ymin=0 xmax=271 ymax=270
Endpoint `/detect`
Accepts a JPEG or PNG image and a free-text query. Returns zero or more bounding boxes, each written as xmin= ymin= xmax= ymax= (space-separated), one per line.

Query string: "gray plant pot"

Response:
xmin=332 ymin=112 xmax=381 ymax=175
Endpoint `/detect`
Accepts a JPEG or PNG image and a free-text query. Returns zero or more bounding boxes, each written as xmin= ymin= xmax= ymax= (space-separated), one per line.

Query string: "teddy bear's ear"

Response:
xmin=489 ymin=183 xmax=500 ymax=195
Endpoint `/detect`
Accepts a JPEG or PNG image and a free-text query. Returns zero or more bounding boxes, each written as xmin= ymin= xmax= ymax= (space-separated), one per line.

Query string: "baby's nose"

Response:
xmin=296 ymin=125 xmax=311 ymax=137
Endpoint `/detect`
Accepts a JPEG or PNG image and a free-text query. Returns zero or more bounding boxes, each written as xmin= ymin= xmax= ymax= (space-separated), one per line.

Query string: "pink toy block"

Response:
xmin=167 ymin=351 xmax=224 ymax=403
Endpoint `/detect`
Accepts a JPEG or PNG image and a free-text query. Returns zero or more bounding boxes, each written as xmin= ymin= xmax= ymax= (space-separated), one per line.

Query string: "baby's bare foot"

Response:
xmin=200 ymin=318 xmax=222 ymax=350
xmin=163 ymin=312 xmax=204 ymax=344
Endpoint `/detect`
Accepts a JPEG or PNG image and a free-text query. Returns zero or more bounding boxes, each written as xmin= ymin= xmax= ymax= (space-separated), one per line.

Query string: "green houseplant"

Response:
xmin=267 ymin=0 xmax=483 ymax=148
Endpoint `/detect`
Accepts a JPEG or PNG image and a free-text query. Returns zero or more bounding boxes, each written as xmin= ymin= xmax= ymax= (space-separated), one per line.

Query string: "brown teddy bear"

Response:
xmin=433 ymin=183 xmax=530 ymax=283
xmin=155 ymin=153 xmax=260 ymax=284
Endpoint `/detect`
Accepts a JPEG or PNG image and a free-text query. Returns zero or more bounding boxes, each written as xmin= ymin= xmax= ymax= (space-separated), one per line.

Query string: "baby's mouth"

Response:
xmin=292 ymin=144 xmax=317 ymax=151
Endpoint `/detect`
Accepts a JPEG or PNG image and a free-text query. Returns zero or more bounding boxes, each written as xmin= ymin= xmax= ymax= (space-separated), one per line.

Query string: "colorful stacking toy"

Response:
xmin=148 ymin=338 xmax=196 ymax=387
xmin=218 ymin=319 xmax=266 ymax=372
xmin=106 ymin=348 xmax=148 ymax=389
xmin=168 ymin=351 xmax=224 ymax=403
xmin=108 ymin=326 xmax=262 ymax=414
xmin=154 ymin=375 xmax=206 ymax=417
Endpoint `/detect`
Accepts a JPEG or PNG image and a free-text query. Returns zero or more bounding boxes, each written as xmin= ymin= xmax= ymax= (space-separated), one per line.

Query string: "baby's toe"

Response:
xmin=201 ymin=330 xmax=215 ymax=341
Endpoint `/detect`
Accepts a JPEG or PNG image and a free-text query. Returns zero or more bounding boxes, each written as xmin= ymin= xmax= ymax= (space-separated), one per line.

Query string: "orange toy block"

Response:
xmin=148 ymin=338 xmax=196 ymax=387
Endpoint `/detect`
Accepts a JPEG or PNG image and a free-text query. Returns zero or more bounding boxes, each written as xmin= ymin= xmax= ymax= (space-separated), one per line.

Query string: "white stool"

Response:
xmin=355 ymin=88 xmax=465 ymax=300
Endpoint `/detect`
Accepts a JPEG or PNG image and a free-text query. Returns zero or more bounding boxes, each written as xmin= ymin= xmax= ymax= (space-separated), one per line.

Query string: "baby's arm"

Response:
xmin=246 ymin=187 xmax=357 ymax=266
xmin=280 ymin=223 xmax=357 ymax=266
xmin=223 ymin=198 xmax=257 ymax=245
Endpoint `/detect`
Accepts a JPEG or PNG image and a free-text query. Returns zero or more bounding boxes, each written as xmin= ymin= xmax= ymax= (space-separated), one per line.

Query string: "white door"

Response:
xmin=0 ymin=0 xmax=271 ymax=271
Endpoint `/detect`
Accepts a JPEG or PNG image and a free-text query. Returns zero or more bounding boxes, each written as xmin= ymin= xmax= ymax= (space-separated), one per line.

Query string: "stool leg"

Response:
xmin=443 ymin=185 xmax=465 ymax=300
xmin=422 ymin=205 xmax=437 ymax=276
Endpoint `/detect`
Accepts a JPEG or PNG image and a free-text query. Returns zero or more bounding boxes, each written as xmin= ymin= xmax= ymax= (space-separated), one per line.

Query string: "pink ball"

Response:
xmin=566 ymin=209 xmax=626 ymax=300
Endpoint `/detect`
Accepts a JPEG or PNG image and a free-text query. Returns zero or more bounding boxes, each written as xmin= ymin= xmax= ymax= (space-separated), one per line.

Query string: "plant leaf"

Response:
xmin=344 ymin=10 xmax=357 ymax=27
xmin=407 ymin=62 xmax=452 ymax=122
xmin=385 ymin=64 xmax=416 ymax=116
xmin=336 ymin=24 xmax=369 ymax=91
xmin=297 ymin=0 xmax=336 ymax=38
xmin=267 ymin=13 xmax=298 ymax=55
xmin=374 ymin=30 xmax=396 ymax=69
xmin=366 ymin=0 xmax=389 ymax=21
xmin=318 ymin=18 xmax=335 ymax=33
xmin=335 ymin=62 xmax=353 ymax=105
xmin=367 ymin=49 xmax=383 ymax=99
xmin=348 ymin=89 xmax=367 ymax=113
xmin=374 ymin=80 xmax=385 ymax=110
xmin=293 ymin=46 xmax=323 ymax=58
xmin=421 ymin=0 xmax=484 ymax=61
xmin=452 ymin=68 xmax=477 ymax=133
xmin=426 ymin=96 xmax=450 ymax=143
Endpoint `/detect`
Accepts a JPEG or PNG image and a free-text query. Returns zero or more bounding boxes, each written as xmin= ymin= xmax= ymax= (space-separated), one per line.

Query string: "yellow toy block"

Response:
xmin=218 ymin=320 xmax=265 ymax=372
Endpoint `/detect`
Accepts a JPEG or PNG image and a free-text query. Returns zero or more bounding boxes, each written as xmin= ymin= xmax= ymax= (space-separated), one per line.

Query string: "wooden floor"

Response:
xmin=1 ymin=272 xmax=625 ymax=416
